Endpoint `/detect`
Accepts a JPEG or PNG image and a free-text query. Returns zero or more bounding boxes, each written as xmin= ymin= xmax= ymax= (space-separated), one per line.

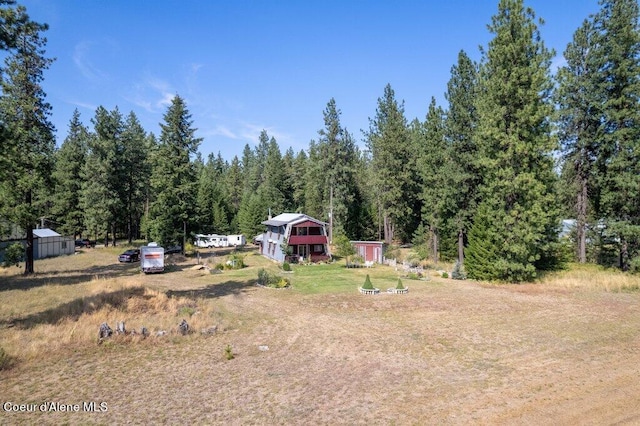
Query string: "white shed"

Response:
xmin=33 ymin=228 xmax=74 ymax=259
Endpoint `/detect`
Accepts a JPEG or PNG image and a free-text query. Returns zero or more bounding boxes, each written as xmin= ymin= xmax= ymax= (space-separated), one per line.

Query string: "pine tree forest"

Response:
xmin=2 ymin=0 xmax=640 ymax=281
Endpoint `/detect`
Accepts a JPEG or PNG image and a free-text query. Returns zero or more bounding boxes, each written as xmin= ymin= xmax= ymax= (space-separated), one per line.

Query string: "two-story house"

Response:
xmin=261 ymin=213 xmax=331 ymax=263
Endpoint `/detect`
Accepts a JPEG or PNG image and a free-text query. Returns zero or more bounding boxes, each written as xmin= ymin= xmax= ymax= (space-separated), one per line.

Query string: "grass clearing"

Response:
xmin=2 ymin=247 xmax=640 ymax=424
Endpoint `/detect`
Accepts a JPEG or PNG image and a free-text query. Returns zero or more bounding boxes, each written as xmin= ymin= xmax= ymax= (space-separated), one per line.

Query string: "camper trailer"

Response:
xmin=194 ymin=234 xmax=214 ymax=248
xmin=211 ymin=235 xmax=228 ymax=248
xmin=228 ymin=234 xmax=246 ymax=247
xmin=141 ymin=243 xmax=164 ymax=273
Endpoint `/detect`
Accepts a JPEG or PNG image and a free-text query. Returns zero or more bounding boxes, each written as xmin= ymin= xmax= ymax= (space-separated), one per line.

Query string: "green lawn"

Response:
xmin=288 ymin=260 xmax=424 ymax=294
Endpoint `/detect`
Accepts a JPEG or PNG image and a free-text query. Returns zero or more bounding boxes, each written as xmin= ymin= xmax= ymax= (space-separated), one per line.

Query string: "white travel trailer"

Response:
xmin=194 ymin=234 xmax=214 ymax=248
xmin=227 ymin=234 xmax=246 ymax=247
xmin=140 ymin=243 xmax=164 ymax=273
xmin=211 ymin=235 xmax=228 ymax=248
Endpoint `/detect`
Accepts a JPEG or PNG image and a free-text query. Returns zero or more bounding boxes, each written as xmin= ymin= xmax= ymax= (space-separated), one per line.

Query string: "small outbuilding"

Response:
xmin=33 ymin=228 xmax=75 ymax=259
xmin=351 ymin=241 xmax=386 ymax=264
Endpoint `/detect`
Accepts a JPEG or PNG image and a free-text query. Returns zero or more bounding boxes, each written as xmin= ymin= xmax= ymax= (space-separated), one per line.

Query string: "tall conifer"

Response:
xmin=466 ymin=0 xmax=559 ymax=282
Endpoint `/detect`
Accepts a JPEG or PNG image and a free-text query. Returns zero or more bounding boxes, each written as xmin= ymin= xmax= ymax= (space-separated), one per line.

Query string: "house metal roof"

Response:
xmin=262 ymin=213 xmax=327 ymax=227
xmin=33 ymin=228 xmax=61 ymax=238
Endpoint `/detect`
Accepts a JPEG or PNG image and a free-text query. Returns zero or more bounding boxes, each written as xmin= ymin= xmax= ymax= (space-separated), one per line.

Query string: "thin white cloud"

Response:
xmin=238 ymin=122 xmax=291 ymax=145
xmin=124 ymin=75 xmax=176 ymax=113
xmin=210 ymin=125 xmax=239 ymax=139
xmin=72 ymin=40 xmax=110 ymax=82
xmin=67 ymin=99 xmax=98 ymax=112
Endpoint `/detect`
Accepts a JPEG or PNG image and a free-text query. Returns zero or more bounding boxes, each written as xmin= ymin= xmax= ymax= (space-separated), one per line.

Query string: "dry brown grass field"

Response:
xmin=2 ymin=245 xmax=640 ymax=425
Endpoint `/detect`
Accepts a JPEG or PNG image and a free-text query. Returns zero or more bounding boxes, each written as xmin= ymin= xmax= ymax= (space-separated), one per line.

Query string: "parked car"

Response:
xmin=118 ymin=249 xmax=140 ymax=263
xmin=165 ymin=245 xmax=182 ymax=254
xmin=75 ymin=239 xmax=95 ymax=248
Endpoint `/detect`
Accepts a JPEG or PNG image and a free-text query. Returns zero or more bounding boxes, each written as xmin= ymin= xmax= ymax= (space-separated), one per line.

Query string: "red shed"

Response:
xmin=350 ymin=241 xmax=386 ymax=264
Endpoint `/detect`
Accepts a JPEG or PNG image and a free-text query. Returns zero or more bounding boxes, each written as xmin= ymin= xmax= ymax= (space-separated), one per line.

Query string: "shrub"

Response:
xmin=362 ymin=274 xmax=374 ymax=290
xmin=396 ymin=279 xmax=404 ymax=290
xmin=0 ymin=346 xmax=12 ymax=370
xmin=184 ymin=242 xmax=196 ymax=257
xmin=405 ymin=252 xmax=421 ymax=268
xmin=214 ymin=263 xmax=225 ymax=270
xmin=225 ymin=254 xmax=245 ymax=269
xmin=282 ymin=261 xmax=291 ymax=272
xmin=630 ymin=257 xmax=640 ymax=274
xmin=442 ymin=271 xmax=449 ymax=278
xmin=3 ymin=242 xmax=24 ymax=268
xmin=451 ymin=260 xmax=466 ymax=280
xmin=407 ymin=272 xmax=421 ymax=280
xmin=225 ymin=344 xmax=234 ymax=360
xmin=275 ymin=277 xmax=290 ymax=288
xmin=257 ymin=268 xmax=270 ymax=286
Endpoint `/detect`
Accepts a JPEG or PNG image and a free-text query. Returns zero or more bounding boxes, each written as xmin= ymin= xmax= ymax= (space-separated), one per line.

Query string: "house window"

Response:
xmin=61 ymin=241 xmax=67 ymax=249
xmin=313 ymin=244 xmax=324 ymax=253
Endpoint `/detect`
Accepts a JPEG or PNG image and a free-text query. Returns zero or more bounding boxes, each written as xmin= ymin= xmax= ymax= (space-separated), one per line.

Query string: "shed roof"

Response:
xmin=33 ymin=228 xmax=61 ymax=238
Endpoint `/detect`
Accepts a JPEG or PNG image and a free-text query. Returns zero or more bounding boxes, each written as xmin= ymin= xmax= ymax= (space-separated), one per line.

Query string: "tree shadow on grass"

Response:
xmin=5 ymin=286 xmax=147 ymax=330
xmin=167 ymin=279 xmax=256 ymax=300
xmin=0 ymin=262 xmax=144 ymax=292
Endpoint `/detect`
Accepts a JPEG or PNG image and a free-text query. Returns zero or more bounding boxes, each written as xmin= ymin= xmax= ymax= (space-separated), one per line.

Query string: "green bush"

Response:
xmin=3 ymin=242 xmax=24 ymax=268
xmin=442 ymin=271 xmax=449 ymax=278
xmin=257 ymin=268 xmax=270 ymax=286
xmin=451 ymin=260 xmax=466 ymax=280
xmin=225 ymin=344 xmax=234 ymax=360
xmin=275 ymin=277 xmax=290 ymax=288
xmin=184 ymin=242 xmax=196 ymax=257
xmin=362 ymin=274 xmax=374 ymax=289
xmin=282 ymin=261 xmax=291 ymax=272
xmin=214 ymin=263 xmax=225 ymax=270
xmin=396 ymin=279 xmax=404 ymax=290
xmin=225 ymin=254 xmax=245 ymax=270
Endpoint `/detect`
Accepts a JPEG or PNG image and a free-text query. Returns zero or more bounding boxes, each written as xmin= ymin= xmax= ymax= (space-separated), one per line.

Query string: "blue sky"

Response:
xmin=19 ymin=0 xmax=600 ymax=161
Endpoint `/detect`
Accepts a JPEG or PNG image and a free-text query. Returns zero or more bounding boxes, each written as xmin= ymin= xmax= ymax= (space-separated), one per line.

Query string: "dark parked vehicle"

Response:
xmin=118 ymin=249 xmax=140 ymax=263
xmin=165 ymin=245 xmax=182 ymax=254
xmin=75 ymin=239 xmax=95 ymax=248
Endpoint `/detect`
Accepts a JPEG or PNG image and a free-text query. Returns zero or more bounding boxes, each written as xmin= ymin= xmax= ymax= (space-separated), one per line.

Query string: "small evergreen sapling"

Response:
xmin=451 ymin=260 xmax=466 ymax=280
xmin=396 ymin=279 xmax=405 ymax=290
xmin=362 ymin=274 xmax=374 ymax=290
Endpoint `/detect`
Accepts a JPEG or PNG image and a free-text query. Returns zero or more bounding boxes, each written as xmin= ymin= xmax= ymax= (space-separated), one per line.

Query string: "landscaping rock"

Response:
xmin=179 ymin=319 xmax=189 ymax=335
xmin=98 ymin=322 xmax=112 ymax=340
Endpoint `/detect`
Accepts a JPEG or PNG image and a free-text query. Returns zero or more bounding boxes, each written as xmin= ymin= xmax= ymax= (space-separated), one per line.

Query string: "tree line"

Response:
xmin=2 ymin=0 xmax=640 ymax=281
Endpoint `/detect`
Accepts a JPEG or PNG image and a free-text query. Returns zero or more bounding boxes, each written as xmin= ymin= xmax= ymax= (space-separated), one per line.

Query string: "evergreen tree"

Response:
xmin=148 ymin=95 xmax=201 ymax=248
xmin=556 ymin=18 xmax=603 ymax=264
xmin=225 ymin=155 xmax=243 ymax=218
xmin=260 ymin=137 xmax=286 ymax=215
xmin=595 ymin=0 xmax=640 ymax=270
xmin=416 ymin=98 xmax=448 ymax=263
xmin=466 ymin=0 xmax=559 ymax=282
xmin=51 ymin=109 xmax=89 ymax=238
xmin=291 ymin=149 xmax=307 ymax=211
xmin=121 ymin=111 xmax=148 ymax=243
xmin=196 ymin=153 xmax=230 ymax=234
xmin=81 ymin=106 xmax=123 ymax=246
xmin=281 ymin=147 xmax=296 ymax=211
xmin=304 ymin=140 xmax=324 ymax=219
xmin=444 ymin=50 xmax=480 ymax=264
xmin=0 ymin=5 xmax=55 ymax=274
xmin=314 ymin=98 xmax=360 ymax=240
xmin=365 ymin=84 xmax=417 ymax=243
